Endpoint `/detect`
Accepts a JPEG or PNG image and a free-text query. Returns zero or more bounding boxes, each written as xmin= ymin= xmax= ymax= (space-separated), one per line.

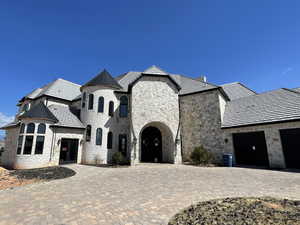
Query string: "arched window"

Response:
xmin=37 ymin=123 xmax=46 ymax=134
xmin=26 ymin=123 xmax=35 ymax=134
xmin=88 ymin=94 xmax=94 ymax=110
xmin=98 ymin=97 xmax=104 ymax=113
xmin=86 ymin=125 xmax=91 ymax=142
xmin=20 ymin=123 xmax=25 ymax=134
xmin=107 ymin=132 xmax=113 ymax=149
xmin=119 ymin=96 xmax=128 ymax=117
xmin=82 ymin=92 xmax=86 ymax=108
xmin=109 ymin=101 xmax=114 ymax=117
xmin=96 ymin=128 xmax=103 ymax=145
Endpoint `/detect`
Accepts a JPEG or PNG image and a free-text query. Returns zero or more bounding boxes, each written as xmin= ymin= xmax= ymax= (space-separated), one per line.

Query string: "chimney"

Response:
xmin=196 ymin=75 xmax=207 ymax=83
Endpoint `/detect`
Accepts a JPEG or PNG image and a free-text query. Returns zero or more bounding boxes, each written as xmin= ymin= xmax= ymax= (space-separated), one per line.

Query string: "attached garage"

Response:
xmin=233 ymin=131 xmax=269 ymax=167
xmin=279 ymin=128 xmax=300 ymax=169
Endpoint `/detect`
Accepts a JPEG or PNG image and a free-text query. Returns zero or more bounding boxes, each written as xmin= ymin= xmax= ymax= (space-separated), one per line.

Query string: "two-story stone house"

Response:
xmin=1 ymin=66 xmax=300 ymax=169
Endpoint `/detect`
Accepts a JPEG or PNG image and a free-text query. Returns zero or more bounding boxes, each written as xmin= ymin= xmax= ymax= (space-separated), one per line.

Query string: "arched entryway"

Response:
xmin=141 ymin=126 xmax=162 ymax=162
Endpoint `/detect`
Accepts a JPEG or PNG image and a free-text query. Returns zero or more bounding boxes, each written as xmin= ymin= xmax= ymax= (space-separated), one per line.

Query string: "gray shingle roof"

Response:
xmin=19 ymin=102 xmax=58 ymax=122
xmin=221 ymin=82 xmax=256 ymax=100
xmin=0 ymin=121 xmax=19 ymax=129
xmin=222 ymin=88 xmax=300 ymax=128
xmin=82 ymin=69 xmax=122 ymax=90
xmin=292 ymin=87 xmax=300 ymax=93
xmin=22 ymin=78 xmax=81 ymax=102
xmin=48 ymin=105 xmax=84 ymax=129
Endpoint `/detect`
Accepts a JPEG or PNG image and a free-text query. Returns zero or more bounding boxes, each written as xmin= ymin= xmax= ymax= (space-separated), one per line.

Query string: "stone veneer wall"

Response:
xmin=180 ymin=89 xmax=229 ymax=163
xmin=223 ymin=121 xmax=300 ymax=168
xmin=131 ymin=76 xmax=181 ymax=164
xmin=81 ymin=86 xmax=130 ymax=164
xmin=1 ymin=127 xmax=18 ymax=168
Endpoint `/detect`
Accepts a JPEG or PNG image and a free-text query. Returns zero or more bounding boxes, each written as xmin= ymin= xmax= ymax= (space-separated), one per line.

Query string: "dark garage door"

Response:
xmin=280 ymin=128 xmax=300 ymax=169
xmin=233 ymin=131 xmax=269 ymax=167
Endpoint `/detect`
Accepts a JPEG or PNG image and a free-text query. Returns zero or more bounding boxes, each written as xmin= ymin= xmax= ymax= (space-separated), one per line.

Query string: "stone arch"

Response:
xmin=139 ymin=121 xmax=175 ymax=163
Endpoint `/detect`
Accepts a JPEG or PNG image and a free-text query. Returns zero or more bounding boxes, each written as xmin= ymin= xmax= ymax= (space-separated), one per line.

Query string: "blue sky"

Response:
xmin=1 ymin=0 xmax=300 ymax=122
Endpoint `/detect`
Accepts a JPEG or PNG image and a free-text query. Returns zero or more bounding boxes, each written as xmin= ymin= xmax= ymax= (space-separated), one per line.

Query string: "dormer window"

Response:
xmin=23 ymin=103 xmax=29 ymax=112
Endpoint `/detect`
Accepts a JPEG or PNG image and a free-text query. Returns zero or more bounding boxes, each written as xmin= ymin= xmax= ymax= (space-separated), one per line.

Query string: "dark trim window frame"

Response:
xmin=17 ymin=135 xmax=23 ymax=154
xmin=98 ymin=96 xmax=104 ymax=113
xmin=119 ymin=96 xmax=128 ymax=118
xmin=86 ymin=125 xmax=91 ymax=142
xmin=82 ymin=92 xmax=86 ymax=108
xmin=107 ymin=132 xmax=113 ymax=149
xmin=37 ymin=123 xmax=46 ymax=134
xmin=88 ymin=94 xmax=94 ymax=110
xmin=23 ymin=135 xmax=34 ymax=155
xmin=20 ymin=123 xmax=25 ymax=134
xmin=26 ymin=123 xmax=35 ymax=134
xmin=118 ymin=134 xmax=127 ymax=156
xmin=109 ymin=101 xmax=114 ymax=117
xmin=34 ymin=136 xmax=45 ymax=154
xmin=96 ymin=128 xmax=103 ymax=146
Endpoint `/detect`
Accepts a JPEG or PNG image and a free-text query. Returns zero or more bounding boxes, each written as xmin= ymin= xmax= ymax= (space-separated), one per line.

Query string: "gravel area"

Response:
xmin=168 ymin=197 xmax=300 ymax=225
xmin=0 ymin=166 xmax=76 ymax=190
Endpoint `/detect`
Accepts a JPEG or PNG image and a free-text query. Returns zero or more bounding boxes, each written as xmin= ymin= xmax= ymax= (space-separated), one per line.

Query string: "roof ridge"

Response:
xmin=56 ymin=78 xmax=81 ymax=86
xmin=174 ymin=73 xmax=219 ymax=88
xmin=282 ymin=88 xmax=300 ymax=95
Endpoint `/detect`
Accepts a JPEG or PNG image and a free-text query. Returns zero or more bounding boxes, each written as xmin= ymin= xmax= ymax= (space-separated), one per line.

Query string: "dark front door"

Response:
xmin=141 ymin=126 xmax=162 ymax=162
xmin=233 ymin=131 xmax=269 ymax=167
xmin=59 ymin=138 xmax=79 ymax=164
xmin=280 ymin=128 xmax=300 ymax=169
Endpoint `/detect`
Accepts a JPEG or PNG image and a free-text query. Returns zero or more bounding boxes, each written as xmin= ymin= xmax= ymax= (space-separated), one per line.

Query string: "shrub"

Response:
xmin=112 ymin=152 xmax=128 ymax=165
xmin=190 ymin=146 xmax=214 ymax=165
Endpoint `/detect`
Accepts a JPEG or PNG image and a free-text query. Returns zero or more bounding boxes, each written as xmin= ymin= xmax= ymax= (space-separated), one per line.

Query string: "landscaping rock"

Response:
xmin=168 ymin=197 xmax=300 ymax=225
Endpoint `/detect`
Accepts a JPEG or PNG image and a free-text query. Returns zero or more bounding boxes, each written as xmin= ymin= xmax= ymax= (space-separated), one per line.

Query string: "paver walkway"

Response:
xmin=0 ymin=164 xmax=299 ymax=225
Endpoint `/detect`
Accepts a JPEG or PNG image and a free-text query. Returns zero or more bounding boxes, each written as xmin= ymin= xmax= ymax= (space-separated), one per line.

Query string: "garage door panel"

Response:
xmin=280 ymin=128 xmax=300 ymax=169
xmin=233 ymin=131 xmax=269 ymax=167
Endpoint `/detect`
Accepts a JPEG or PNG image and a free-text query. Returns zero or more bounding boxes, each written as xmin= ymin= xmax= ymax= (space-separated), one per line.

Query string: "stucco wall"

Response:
xmin=80 ymin=86 xmax=130 ymax=164
xmin=131 ymin=76 xmax=181 ymax=164
xmin=180 ymin=90 xmax=228 ymax=163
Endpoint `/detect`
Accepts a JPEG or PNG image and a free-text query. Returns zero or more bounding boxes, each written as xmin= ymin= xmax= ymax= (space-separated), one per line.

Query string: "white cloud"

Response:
xmin=282 ymin=67 xmax=293 ymax=75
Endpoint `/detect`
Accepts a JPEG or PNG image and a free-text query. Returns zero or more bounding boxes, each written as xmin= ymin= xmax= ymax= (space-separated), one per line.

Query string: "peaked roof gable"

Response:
xmin=81 ymin=69 xmax=122 ymax=90
xmin=221 ymin=82 xmax=256 ymax=100
xmin=19 ymin=102 xmax=58 ymax=122
xmin=142 ymin=65 xmax=168 ymax=75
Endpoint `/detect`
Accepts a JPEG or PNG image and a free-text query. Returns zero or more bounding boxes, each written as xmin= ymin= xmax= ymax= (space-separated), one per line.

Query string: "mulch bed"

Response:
xmin=168 ymin=197 xmax=300 ymax=225
xmin=0 ymin=166 xmax=76 ymax=190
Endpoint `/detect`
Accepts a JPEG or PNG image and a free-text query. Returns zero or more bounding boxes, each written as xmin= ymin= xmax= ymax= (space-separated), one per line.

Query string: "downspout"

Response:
xmin=49 ymin=127 xmax=56 ymax=162
xmin=176 ymin=95 xmax=182 ymax=163
xmin=129 ymin=92 xmax=137 ymax=164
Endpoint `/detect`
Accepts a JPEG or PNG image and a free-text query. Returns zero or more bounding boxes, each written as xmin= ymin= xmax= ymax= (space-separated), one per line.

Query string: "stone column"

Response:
xmin=264 ymin=128 xmax=286 ymax=168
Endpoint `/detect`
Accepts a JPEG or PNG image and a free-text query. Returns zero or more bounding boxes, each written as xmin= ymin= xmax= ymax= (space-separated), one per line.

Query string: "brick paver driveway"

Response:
xmin=0 ymin=164 xmax=299 ymax=225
